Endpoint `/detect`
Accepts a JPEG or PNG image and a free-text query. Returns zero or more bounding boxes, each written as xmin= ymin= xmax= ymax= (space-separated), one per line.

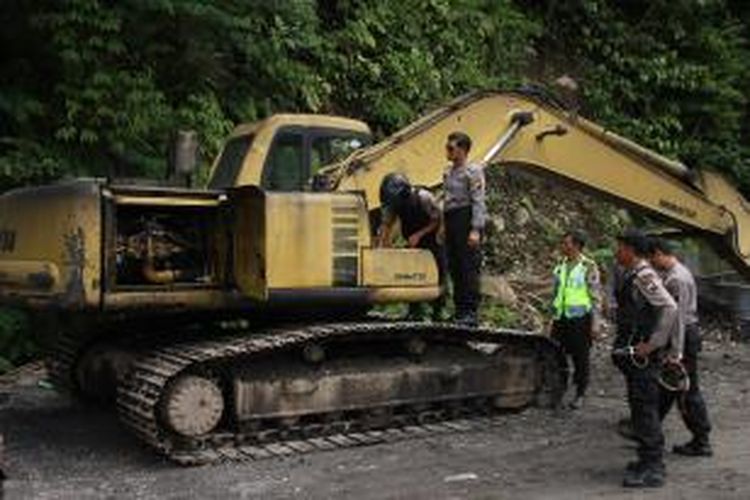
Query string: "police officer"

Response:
xmin=648 ymin=238 xmax=713 ymax=456
xmin=443 ymin=132 xmax=486 ymax=326
xmin=550 ymin=230 xmax=603 ymax=409
xmin=612 ymin=229 xmax=677 ymax=488
xmin=378 ymin=173 xmax=447 ymax=321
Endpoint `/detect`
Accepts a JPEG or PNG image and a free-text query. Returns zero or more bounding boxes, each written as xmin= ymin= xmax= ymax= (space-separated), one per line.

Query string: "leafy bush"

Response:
xmin=0 ymin=308 xmax=34 ymax=374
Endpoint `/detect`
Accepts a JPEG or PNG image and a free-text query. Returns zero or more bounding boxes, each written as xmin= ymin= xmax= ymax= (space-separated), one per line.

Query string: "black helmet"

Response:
xmin=379 ymin=172 xmax=411 ymax=210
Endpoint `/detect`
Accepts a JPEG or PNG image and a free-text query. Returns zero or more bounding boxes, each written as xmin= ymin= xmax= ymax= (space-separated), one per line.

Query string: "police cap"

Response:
xmin=616 ymin=228 xmax=650 ymax=256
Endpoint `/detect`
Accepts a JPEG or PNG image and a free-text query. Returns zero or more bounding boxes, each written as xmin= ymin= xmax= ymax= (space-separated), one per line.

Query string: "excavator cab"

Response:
xmin=207 ymin=115 xmax=372 ymax=191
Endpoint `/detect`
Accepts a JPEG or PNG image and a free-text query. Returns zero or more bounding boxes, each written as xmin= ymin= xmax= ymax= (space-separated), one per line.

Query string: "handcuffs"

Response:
xmin=611 ymin=345 xmax=690 ymax=392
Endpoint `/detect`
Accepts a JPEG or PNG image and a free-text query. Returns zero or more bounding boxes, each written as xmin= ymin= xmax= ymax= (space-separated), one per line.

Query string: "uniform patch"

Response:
xmin=636 ymin=271 xmax=660 ymax=295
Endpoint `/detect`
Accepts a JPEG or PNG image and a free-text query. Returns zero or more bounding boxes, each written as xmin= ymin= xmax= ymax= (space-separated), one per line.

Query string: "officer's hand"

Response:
xmin=436 ymin=226 xmax=445 ymax=245
xmin=634 ymin=341 xmax=652 ymax=358
xmin=467 ymin=229 xmax=481 ymax=247
xmin=664 ymin=354 xmax=682 ymax=365
xmin=408 ymin=233 xmax=422 ymax=248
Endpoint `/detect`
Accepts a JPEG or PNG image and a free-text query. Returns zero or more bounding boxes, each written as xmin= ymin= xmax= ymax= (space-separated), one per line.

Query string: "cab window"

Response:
xmin=310 ymin=135 xmax=367 ymax=175
xmin=262 ymin=132 xmax=305 ymax=191
xmin=207 ymin=134 xmax=254 ymax=189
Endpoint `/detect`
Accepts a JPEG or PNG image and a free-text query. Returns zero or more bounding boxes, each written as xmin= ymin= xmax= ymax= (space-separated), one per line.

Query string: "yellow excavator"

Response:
xmin=1 ymin=87 xmax=749 ymax=464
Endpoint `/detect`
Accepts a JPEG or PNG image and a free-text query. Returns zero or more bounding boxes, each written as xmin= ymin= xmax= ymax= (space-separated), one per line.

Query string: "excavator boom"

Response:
xmin=320 ymin=89 xmax=750 ymax=274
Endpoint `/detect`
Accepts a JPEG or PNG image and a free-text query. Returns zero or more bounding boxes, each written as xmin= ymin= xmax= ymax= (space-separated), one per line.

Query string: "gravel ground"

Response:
xmin=1 ymin=336 xmax=748 ymax=500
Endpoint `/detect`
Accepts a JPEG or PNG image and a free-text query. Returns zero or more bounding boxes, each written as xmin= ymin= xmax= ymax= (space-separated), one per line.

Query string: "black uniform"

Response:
xmin=397 ymin=189 xmax=447 ymax=318
xmin=444 ymin=207 xmax=480 ymax=318
xmin=613 ymin=261 xmax=677 ymax=474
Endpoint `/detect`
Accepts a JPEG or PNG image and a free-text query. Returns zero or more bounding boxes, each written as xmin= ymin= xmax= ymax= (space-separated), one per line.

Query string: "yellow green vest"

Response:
xmin=553 ymin=256 xmax=594 ymax=319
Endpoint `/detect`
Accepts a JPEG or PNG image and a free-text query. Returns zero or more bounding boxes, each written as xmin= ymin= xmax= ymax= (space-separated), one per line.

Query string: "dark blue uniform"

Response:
xmin=613 ymin=261 xmax=677 ymax=484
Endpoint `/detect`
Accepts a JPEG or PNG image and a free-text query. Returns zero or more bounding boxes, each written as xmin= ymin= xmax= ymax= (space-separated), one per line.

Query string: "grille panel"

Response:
xmin=332 ymin=199 xmax=361 ymax=286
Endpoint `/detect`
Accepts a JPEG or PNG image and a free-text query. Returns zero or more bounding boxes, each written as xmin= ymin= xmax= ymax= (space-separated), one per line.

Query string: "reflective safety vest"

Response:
xmin=553 ymin=256 xmax=595 ymax=319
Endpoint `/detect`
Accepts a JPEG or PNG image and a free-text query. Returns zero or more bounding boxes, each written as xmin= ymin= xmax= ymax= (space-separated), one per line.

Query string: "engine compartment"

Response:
xmin=112 ymin=203 xmax=220 ymax=289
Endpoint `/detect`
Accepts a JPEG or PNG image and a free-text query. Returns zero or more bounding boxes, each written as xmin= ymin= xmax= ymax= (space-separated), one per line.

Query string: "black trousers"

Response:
xmin=612 ymin=331 xmax=665 ymax=466
xmin=659 ymin=323 xmax=712 ymax=444
xmin=552 ymin=314 xmax=592 ymax=397
xmin=626 ymin=362 xmax=665 ymax=467
xmin=409 ymin=237 xmax=447 ymax=318
xmin=444 ymin=207 xmax=481 ymax=318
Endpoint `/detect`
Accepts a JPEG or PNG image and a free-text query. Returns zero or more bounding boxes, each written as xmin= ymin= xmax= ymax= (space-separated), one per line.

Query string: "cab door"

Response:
xmin=260 ymin=127 xmax=307 ymax=191
xmin=261 ymin=127 xmax=369 ymax=192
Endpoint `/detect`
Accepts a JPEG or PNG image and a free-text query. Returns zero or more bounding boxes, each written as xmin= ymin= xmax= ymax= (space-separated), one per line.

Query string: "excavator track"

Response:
xmin=117 ymin=321 xmax=566 ymax=465
xmin=45 ymin=330 xmax=85 ymax=393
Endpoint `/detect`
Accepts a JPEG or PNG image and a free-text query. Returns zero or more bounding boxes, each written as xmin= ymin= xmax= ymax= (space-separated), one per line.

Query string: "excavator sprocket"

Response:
xmin=116 ymin=321 xmax=567 ymax=465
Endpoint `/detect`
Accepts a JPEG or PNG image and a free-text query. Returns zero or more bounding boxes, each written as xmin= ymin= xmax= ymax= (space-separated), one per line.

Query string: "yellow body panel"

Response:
xmin=0 ymin=260 xmax=61 ymax=290
xmin=111 ymin=194 xmax=221 ymax=207
xmin=266 ymin=193 xmax=335 ymax=288
xmin=361 ymin=248 xmax=438 ymax=288
xmin=0 ymin=180 xmax=102 ymax=308
xmin=367 ymin=286 xmax=441 ymax=302
xmin=232 ymin=187 xmax=439 ymax=303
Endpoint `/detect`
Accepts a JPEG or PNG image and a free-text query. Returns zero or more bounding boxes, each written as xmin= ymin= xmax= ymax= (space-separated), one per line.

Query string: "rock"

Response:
xmin=555 ymin=74 xmax=579 ymax=92
xmin=514 ymin=207 xmax=531 ymax=227
xmin=444 ymin=473 xmax=478 ymax=483
xmin=615 ymin=209 xmax=631 ymax=224
xmin=490 ymin=214 xmax=506 ymax=232
xmin=481 ymin=275 xmax=518 ymax=306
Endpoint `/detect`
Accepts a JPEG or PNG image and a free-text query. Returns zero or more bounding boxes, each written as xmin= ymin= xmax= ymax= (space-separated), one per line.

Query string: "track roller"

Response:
xmin=161 ymin=375 xmax=225 ymax=437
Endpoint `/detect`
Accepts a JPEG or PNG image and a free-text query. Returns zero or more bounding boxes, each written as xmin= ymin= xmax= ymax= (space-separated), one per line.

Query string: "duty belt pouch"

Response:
xmin=611 ymin=333 xmax=632 ymax=373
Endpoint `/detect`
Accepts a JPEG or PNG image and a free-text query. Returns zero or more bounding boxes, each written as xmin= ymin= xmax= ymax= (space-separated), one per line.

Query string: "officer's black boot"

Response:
xmin=673 ymin=438 xmax=713 ymax=457
xmin=617 ymin=417 xmax=637 ymax=441
xmin=622 ymin=461 xmax=665 ymax=488
xmin=568 ymin=393 xmax=585 ymax=410
xmin=455 ymin=310 xmax=478 ymax=328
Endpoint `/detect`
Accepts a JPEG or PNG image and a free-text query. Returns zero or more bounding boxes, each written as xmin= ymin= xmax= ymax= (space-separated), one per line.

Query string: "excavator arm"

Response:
xmin=319 ymin=89 xmax=750 ymax=275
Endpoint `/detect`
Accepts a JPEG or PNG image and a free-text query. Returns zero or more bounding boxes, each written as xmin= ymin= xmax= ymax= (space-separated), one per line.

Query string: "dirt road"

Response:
xmin=1 ymin=338 xmax=748 ymax=500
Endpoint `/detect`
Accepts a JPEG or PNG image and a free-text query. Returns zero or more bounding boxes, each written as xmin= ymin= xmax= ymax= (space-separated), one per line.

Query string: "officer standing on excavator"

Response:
xmin=443 ymin=132 xmax=486 ymax=326
xmin=648 ymin=237 xmax=713 ymax=457
xmin=612 ymin=229 xmax=677 ymax=488
xmin=378 ymin=173 xmax=447 ymax=321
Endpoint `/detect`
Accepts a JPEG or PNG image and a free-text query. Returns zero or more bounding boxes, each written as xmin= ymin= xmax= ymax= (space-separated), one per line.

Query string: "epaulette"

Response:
xmin=634 ymin=266 xmax=661 ymax=294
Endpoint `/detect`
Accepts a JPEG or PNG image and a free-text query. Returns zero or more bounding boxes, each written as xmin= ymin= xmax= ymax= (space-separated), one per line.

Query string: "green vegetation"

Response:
xmin=4 ymin=1 xmax=746 ymax=190
xmin=0 ymin=308 xmax=34 ymax=373
xmin=481 ymin=302 xmax=519 ymax=328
